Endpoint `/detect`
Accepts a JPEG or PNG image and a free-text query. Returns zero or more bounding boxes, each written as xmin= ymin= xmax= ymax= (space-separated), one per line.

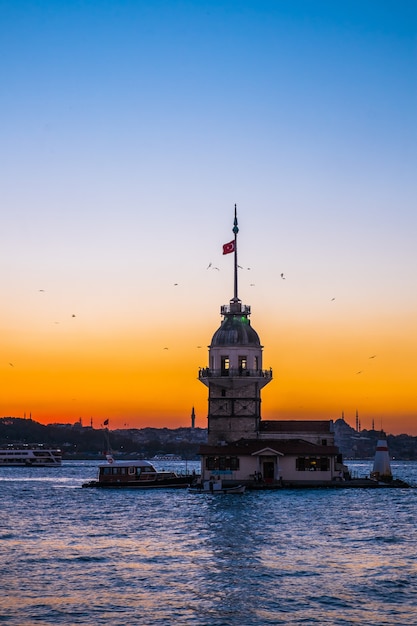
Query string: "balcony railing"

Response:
xmin=220 ymin=303 xmax=251 ymax=316
xmin=198 ymin=367 xmax=272 ymax=379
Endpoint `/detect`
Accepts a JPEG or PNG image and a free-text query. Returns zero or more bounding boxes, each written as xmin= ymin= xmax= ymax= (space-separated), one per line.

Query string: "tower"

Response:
xmin=198 ymin=207 xmax=272 ymax=445
xmin=372 ymin=439 xmax=392 ymax=480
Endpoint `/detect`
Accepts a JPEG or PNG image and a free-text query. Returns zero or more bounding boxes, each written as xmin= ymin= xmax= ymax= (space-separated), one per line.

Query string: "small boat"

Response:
xmin=189 ymin=479 xmax=246 ymax=494
xmin=82 ymin=457 xmax=192 ymax=489
xmin=0 ymin=444 xmax=62 ymax=467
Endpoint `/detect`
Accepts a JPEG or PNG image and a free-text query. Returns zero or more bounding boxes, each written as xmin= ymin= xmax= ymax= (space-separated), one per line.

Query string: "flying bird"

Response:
xmin=280 ymin=273 xmax=286 ymax=280
xmin=9 ymin=363 xmax=14 ymax=367
xmin=72 ymin=314 xmax=76 ymax=318
xmin=356 ymin=371 xmax=362 ymax=375
xmin=369 ymin=355 xmax=377 ymax=359
xmin=206 ymin=262 xmax=212 ymax=269
xmin=331 ymin=298 xmax=336 ymax=301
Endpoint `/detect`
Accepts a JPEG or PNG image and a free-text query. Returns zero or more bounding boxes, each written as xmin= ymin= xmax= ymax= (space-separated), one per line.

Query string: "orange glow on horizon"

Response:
xmin=2 ymin=303 xmax=416 ymax=436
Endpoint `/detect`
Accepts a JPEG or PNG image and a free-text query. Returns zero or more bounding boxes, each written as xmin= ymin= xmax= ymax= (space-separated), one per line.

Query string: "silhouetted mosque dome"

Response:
xmin=210 ymin=315 xmax=261 ymax=347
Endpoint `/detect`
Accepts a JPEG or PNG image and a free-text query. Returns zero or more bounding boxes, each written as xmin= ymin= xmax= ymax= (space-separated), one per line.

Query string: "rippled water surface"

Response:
xmin=1 ymin=460 xmax=416 ymax=625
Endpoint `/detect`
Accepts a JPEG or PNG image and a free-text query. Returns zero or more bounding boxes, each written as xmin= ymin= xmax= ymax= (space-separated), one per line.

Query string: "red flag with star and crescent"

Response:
xmin=222 ymin=240 xmax=235 ymax=255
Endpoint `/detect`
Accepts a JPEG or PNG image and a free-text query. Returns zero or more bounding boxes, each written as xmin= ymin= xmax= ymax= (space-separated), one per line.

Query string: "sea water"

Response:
xmin=0 ymin=460 xmax=416 ymax=625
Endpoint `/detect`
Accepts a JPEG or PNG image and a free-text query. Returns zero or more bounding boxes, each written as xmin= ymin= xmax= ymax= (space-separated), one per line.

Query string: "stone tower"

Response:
xmin=198 ymin=207 xmax=272 ymax=445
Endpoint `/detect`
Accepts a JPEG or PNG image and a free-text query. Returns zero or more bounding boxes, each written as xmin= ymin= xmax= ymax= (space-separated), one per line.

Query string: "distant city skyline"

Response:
xmin=1 ymin=1 xmax=416 ymax=435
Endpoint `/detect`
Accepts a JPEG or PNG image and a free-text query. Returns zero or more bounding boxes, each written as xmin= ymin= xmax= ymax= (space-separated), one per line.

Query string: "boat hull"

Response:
xmin=82 ymin=477 xmax=191 ymax=489
xmin=189 ymin=484 xmax=246 ymax=494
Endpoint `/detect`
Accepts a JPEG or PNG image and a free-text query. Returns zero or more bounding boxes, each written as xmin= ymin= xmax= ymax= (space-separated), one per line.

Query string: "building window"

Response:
xmin=205 ymin=456 xmax=240 ymax=471
xmin=238 ymin=356 xmax=247 ymax=373
xmin=254 ymin=356 xmax=259 ymax=370
xmin=221 ymin=357 xmax=230 ymax=375
xmin=206 ymin=457 xmax=216 ymax=470
xmin=229 ymin=457 xmax=239 ymax=470
xmin=296 ymin=457 xmax=330 ymax=471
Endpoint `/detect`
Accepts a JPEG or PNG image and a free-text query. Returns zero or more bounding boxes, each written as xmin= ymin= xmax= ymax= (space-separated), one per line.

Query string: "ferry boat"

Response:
xmin=82 ymin=457 xmax=192 ymax=489
xmin=0 ymin=444 xmax=62 ymax=467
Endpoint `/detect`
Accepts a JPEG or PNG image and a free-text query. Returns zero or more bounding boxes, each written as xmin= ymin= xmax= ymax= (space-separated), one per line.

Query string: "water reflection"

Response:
xmin=0 ymin=462 xmax=416 ymax=625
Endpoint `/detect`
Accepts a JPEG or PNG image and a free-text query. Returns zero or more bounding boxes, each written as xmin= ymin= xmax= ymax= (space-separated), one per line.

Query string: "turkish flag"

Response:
xmin=222 ymin=240 xmax=235 ymax=255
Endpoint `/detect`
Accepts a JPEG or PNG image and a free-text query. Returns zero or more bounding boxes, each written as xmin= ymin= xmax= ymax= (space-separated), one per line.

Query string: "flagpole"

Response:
xmin=233 ymin=204 xmax=239 ymax=302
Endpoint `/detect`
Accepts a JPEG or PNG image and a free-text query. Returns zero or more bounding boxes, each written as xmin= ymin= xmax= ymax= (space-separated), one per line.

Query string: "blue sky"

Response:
xmin=1 ymin=1 xmax=416 ymax=432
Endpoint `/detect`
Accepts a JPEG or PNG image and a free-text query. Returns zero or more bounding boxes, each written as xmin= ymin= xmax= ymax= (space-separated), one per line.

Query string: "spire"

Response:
xmin=232 ymin=204 xmax=239 ymax=303
xmin=221 ymin=205 xmax=248 ymax=316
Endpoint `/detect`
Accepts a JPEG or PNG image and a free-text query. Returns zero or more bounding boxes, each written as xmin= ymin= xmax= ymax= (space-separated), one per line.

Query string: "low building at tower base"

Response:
xmin=199 ymin=419 xmax=348 ymax=488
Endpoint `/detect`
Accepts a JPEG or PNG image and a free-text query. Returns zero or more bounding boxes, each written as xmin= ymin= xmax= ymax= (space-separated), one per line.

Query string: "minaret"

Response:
xmin=198 ymin=206 xmax=273 ymax=445
xmin=191 ymin=407 xmax=196 ymax=429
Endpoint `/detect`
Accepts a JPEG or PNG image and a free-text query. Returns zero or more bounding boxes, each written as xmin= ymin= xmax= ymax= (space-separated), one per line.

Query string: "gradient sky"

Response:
xmin=1 ymin=1 xmax=416 ymax=435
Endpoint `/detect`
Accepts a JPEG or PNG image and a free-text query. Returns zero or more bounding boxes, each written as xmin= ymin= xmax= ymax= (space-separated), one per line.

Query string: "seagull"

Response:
xmin=212 ymin=266 xmax=220 ymax=271
xmin=356 ymin=371 xmax=362 ymax=375
xmin=163 ymin=347 xmax=169 ymax=350
xmin=331 ymin=298 xmax=336 ymax=301
xmin=72 ymin=314 xmax=76 ymax=318
xmin=173 ymin=283 xmax=178 ymax=286
xmin=369 ymin=355 xmax=377 ymax=359
xmin=38 ymin=289 xmax=45 ymax=292
xmin=250 ymin=283 xmax=255 ymax=286
xmin=9 ymin=363 xmax=14 ymax=367
xmin=206 ymin=262 xmax=212 ymax=269
xmin=280 ymin=273 xmax=286 ymax=280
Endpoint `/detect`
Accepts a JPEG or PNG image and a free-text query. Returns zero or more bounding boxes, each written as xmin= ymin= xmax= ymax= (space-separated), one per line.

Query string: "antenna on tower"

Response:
xmin=222 ymin=204 xmax=241 ymax=308
xmin=233 ymin=204 xmax=239 ymax=303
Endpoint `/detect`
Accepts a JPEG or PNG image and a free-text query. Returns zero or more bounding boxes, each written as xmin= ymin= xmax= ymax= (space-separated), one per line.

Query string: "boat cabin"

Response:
xmin=97 ymin=460 xmax=169 ymax=484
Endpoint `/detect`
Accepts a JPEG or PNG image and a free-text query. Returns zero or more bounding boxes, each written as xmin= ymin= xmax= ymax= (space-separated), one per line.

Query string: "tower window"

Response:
xmin=221 ymin=357 xmax=230 ymax=375
xmin=238 ymin=357 xmax=247 ymax=372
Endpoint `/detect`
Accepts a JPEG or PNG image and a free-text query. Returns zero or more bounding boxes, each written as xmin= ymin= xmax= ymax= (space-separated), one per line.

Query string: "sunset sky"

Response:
xmin=1 ymin=1 xmax=416 ymax=435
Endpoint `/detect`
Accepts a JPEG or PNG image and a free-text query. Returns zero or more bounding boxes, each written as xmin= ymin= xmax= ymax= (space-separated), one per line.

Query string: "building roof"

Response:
xmin=210 ymin=314 xmax=261 ymax=347
xmin=260 ymin=420 xmax=333 ymax=433
xmin=199 ymin=438 xmax=339 ymax=456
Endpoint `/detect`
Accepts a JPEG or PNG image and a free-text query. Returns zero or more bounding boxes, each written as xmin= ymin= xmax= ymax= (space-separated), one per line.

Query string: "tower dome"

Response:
xmin=210 ymin=310 xmax=261 ymax=347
